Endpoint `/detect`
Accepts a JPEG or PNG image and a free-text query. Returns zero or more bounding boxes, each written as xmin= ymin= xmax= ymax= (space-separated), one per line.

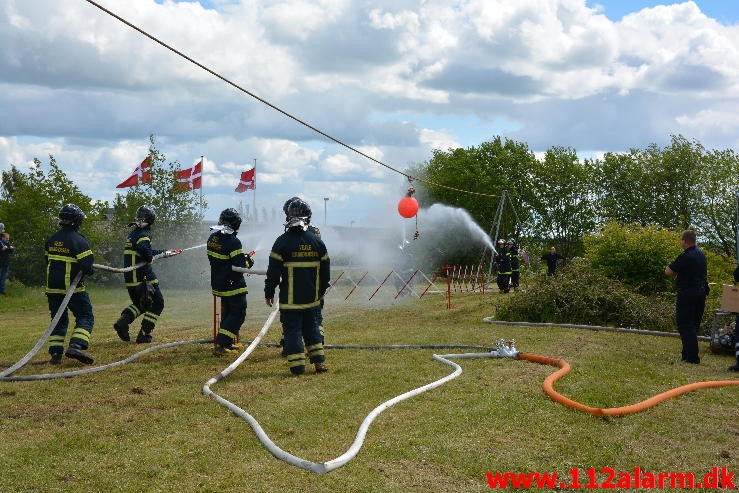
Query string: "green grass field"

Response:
xmin=0 ymin=282 xmax=737 ymax=492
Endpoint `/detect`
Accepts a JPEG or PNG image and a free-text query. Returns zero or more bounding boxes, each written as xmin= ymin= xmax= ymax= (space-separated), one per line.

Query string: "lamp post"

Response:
xmin=323 ymin=197 xmax=329 ymax=226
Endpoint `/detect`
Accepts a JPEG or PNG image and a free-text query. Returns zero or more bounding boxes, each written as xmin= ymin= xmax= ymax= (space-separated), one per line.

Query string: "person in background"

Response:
xmin=265 ymin=199 xmax=330 ymax=375
xmin=507 ymin=238 xmax=520 ymax=291
xmin=494 ymin=239 xmax=511 ymax=294
xmin=664 ymin=230 xmax=708 ymax=364
xmin=44 ymin=204 xmax=95 ymax=365
xmin=540 ymin=246 xmax=564 ymax=276
xmin=729 ymin=266 xmax=739 ymax=372
xmin=0 ymin=232 xmax=13 ymax=295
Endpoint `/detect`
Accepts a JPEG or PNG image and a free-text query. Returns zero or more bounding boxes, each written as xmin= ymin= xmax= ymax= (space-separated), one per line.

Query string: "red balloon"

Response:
xmin=398 ymin=196 xmax=419 ymax=218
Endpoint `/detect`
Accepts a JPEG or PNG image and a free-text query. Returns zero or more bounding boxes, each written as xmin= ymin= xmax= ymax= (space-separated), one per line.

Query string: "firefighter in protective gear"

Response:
xmin=113 ymin=206 xmax=180 ymax=343
xmin=507 ymin=238 xmax=520 ymax=291
xmin=45 ymin=204 xmax=95 ymax=365
xmin=208 ymin=208 xmax=254 ymax=356
xmin=494 ymin=239 xmax=511 ymax=294
xmin=280 ymin=196 xmax=325 ymax=354
xmin=265 ymin=199 xmax=330 ymax=375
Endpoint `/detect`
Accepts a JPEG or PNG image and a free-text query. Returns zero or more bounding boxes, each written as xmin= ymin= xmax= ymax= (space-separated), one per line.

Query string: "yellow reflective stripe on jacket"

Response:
xmin=283 ymin=261 xmax=320 ymax=307
xmin=45 ymin=286 xmax=86 ymax=294
xmin=229 ymin=248 xmax=243 ymax=258
xmin=46 ymin=254 xmax=77 ymax=263
xmin=76 ymin=249 xmax=93 ymax=260
xmin=283 ymin=261 xmax=320 ymax=267
xmin=212 ymin=287 xmax=248 ymax=297
xmin=280 ymin=300 xmax=321 ymax=310
xmin=269 ymin=251 xmax=283 ymax=261
xmin=136 ymin=237 xmax=151 ymax=244
xmin=321 ymin=254 xmax=329 ymax=261
xmin=207 ymin=250 xmax=230 ymax=260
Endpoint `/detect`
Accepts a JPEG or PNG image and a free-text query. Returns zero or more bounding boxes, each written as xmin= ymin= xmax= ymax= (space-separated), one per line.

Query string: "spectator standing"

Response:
xmin=0 ymin=232 xmax=14 ymax=295
xmin=540 ymin=247 xmax=564 ymax=276
xmin=728 ymin=266 xmax=739 ymax=372
xmin=664 ymin=230 xmax=708 ymax=364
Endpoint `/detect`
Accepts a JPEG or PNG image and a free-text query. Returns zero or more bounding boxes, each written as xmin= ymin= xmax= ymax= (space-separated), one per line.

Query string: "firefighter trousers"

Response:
xmin=281 ymin=308 xmax=325 ymax=375
xmin=118 ymin=283 xmax=165 ymax=335
xmin=47 ymin=291 xmax=94 ymax=355
xmin=215 ymin=293 xmax=246 ymax=347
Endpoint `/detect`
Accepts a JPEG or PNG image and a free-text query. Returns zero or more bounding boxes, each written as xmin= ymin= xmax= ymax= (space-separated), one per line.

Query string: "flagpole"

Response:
xmin=200 ymin=155 xmax=204 ymax=218
xmin=252 ymin=158 xmax=257 ymax=223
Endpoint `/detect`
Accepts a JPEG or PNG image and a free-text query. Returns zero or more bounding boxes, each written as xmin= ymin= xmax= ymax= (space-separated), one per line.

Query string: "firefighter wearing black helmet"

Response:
xmin=265 ymin=198 xmax=330 ymax=375
xmin=494 ymin=239 xmax=511 ymax=294
xmin=113 ymin=206 xmax=180 ymax=343
xmin=45 ymin=204 xmax=95 ymax=365
xmin=208 ymin=208 xmax=254 ymax=356
xmin=280 ymin=196 xmax=325 ymax=353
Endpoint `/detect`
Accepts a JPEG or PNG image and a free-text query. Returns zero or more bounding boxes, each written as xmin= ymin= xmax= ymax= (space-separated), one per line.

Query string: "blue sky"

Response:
xmin=589 ymin=0 xmax=738 ymax=23
xmin=2 ymin=0 xmax=739 ymax=226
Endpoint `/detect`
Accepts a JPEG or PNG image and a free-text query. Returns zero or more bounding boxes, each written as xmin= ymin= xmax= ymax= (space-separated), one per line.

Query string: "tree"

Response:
xmin=594 ymin=135 xmax=704 ymax=230
xmin=415 ymin=136 xmax=538 ymax=239
xmin=528 ymin=146 xmax=597 ymax=257
xmin=693 ymin=148 xmax=739 ymax=257
xmin=110 ymin=136 xmax=206 ymax=285
xmin=0 ymin=156 xmax=109 ymax=285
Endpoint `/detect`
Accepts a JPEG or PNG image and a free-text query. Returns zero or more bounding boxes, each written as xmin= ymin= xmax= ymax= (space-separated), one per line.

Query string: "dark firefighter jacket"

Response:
xmin=123 ymin=227 xmax=163 ymax=287
xmin=508 ymin=247 xmax=520 ymax=271
xmin=495 ymin=249 xmax=511 ymax=274
xmin=265 ymin=228 xmax=330 ymax=310
xmin=207 ymin=230 xmax=254 ymax=297
xmin=45 ymin=227 xmax=94 ymax=294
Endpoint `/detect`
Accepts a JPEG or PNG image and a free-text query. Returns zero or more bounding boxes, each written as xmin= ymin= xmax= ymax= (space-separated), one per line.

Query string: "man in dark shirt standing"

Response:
xmin=0 ymin=232 xmax=14 ymax=295
xmin=540 ymin=246 xmax=564 ymax=276
xmin=664 ymin=230 xmax=708 ymax=364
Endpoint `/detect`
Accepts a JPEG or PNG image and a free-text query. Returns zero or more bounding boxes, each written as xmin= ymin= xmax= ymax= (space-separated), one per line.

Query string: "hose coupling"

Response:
xmin=491 ymin=338 xmax=518 ymax=358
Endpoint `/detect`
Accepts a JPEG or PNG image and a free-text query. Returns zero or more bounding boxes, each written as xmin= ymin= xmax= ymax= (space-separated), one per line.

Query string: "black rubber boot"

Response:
xmin=113 ymin=318 xmax=131 ymax=342
xmin=135 ymin=331 xmax=154 ymax=344
xmin=49 ymin=353 xmax=62 ymax=365
xmin=728 ymin=361 xmax=739 ymax=372
xmin=65 ymin=343 xmax=94 ymax=365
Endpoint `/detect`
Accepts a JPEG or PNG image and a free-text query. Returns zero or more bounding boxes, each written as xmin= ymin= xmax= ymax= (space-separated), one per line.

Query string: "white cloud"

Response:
xmin=2 ymin=0 xmax=739 ymax=223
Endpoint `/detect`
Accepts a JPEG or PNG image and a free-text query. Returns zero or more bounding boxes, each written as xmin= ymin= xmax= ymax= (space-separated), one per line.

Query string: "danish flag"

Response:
xmin=175 ymin=160 xmax=203 ymax=191
xmin=115 ymin=157 xmax=151 ymax=188
xmin=235 ymin=168 xmax=255 ymax=193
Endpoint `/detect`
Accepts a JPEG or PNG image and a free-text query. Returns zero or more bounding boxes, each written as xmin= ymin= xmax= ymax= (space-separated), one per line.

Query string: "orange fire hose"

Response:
xmin=518 ymin=353 xmax=739 ymax=417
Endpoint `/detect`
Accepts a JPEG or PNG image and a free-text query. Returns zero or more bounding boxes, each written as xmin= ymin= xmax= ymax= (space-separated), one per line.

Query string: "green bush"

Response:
xmin=584 ymin=222 xmax=681 ymax=295
xmin=496 ymin=261 xmax=674 ymax=332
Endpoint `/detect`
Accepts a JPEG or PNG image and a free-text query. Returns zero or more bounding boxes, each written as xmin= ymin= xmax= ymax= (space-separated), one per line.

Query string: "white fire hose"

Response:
xmin=0 ymin=252 xmax=174 ymax=379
